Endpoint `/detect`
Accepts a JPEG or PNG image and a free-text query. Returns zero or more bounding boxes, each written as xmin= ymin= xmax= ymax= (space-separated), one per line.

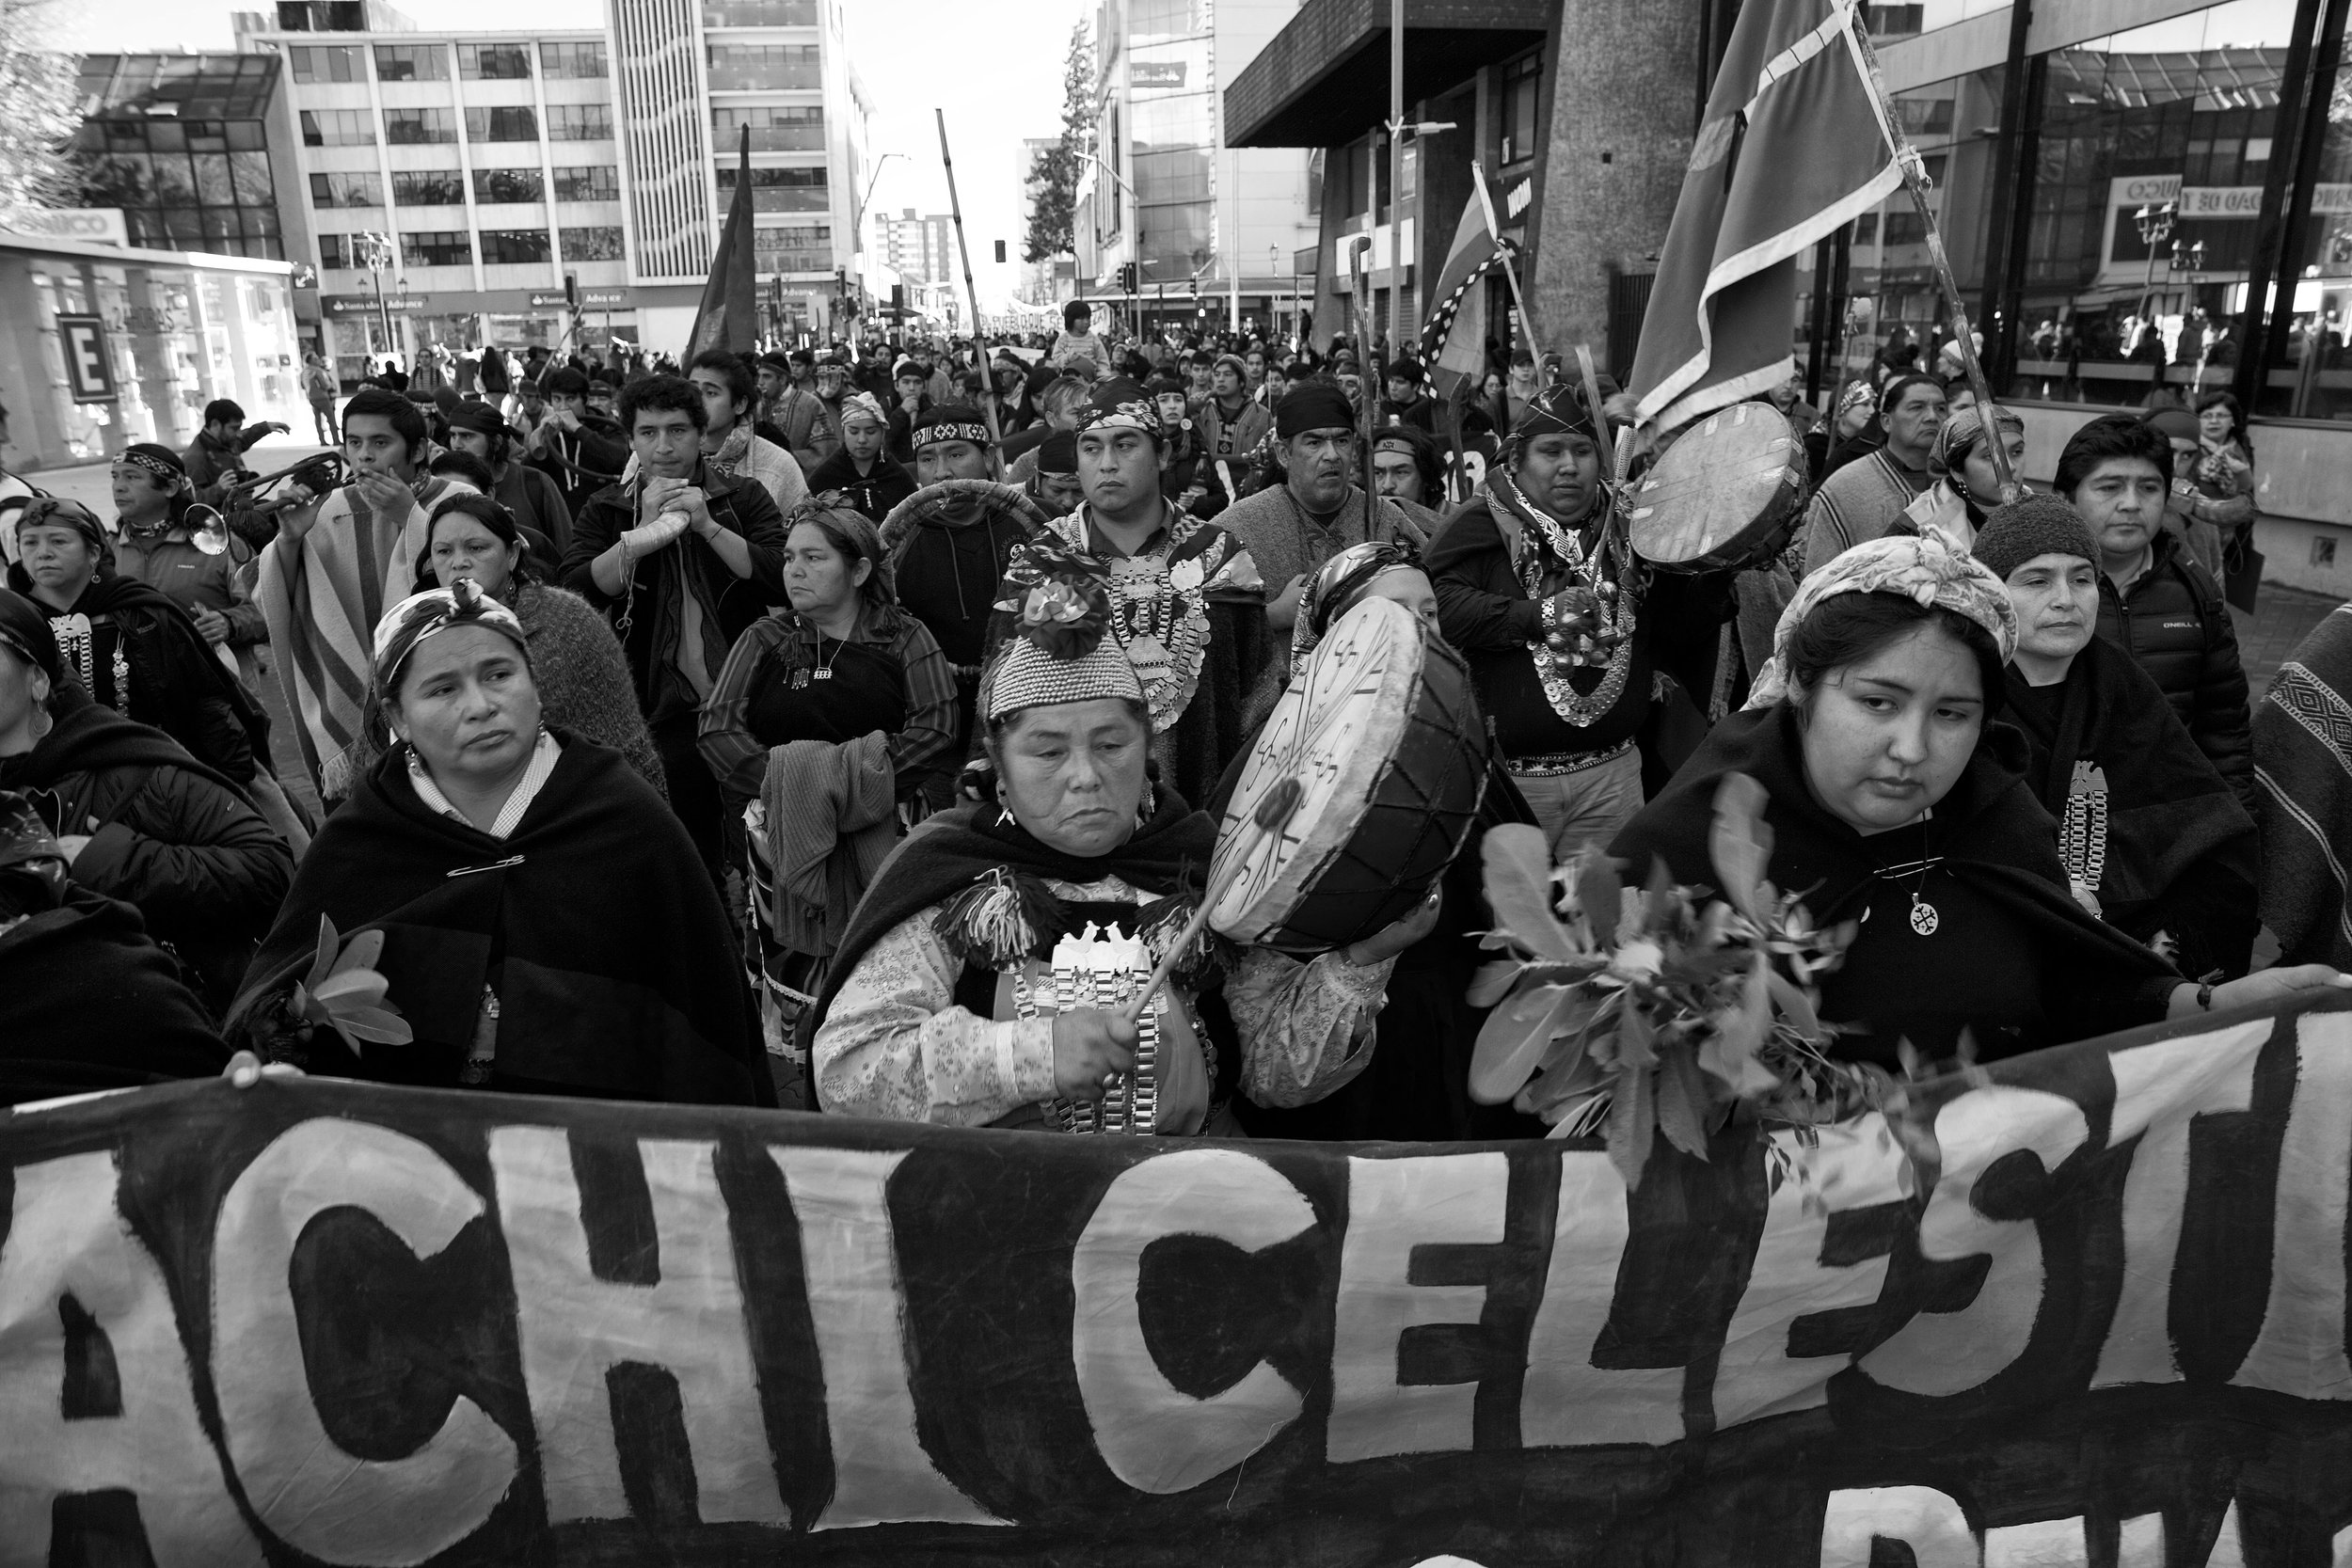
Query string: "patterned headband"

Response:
xmin=1077 ymin=398 xmax=1156 ymax=435
xmin=118 ymin=451 xmax=184 ymax=487
xmin=839 ymin=391 xmax=886 ymax=426
xmin=914 ymin=421 xmax=993 ymax=450
xmin=371 ymin=578 xmax=530 ymax=694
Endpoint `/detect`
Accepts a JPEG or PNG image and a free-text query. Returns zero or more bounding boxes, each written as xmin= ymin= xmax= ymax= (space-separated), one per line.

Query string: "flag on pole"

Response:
xmin=1627 ymin=0 xmax=1903 ymax=431
xmin=1418 ymin=194 xmax=1518 ymax=402
xmin=687 ymin=126 xmax=757 ymax=359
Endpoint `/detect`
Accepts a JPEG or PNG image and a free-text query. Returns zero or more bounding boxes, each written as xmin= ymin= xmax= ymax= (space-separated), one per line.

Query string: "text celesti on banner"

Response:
xmin=6 ymin=996 xmax=2352 ymax=1565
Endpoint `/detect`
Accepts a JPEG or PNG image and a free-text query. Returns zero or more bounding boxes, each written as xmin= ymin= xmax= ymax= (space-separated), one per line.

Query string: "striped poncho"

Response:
xmin=257 ymin=475 xmax=450 ymax=792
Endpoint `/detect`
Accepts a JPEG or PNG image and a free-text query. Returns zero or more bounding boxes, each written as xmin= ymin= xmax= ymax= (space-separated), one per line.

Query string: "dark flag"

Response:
xmin=688 ymin=125 xmax=757 ymax=358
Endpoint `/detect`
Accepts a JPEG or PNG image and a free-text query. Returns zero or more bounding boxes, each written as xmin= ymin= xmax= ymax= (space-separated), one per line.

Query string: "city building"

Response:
xmin=235 ymin=6 xmax=638 ymax=380
xmin=607 ymin=0 xmax=874 ymax=347
xmin=69 ymin=53 xmax=293 ymax=261
xmin=873 ymin=208 xmax=954 ymax=290
xmin=1076 ymin=0 xmax=1321 ymax=341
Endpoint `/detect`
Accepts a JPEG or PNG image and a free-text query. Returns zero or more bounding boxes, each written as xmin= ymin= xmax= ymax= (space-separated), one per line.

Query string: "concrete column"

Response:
xmin=1524 ymin=0 xmax=1702 ymax=374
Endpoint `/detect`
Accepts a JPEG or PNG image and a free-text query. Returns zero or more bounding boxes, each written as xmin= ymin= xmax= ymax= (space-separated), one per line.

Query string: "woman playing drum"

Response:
xmin=805 ymin=557 xmax=1438 ymax=1132
xmin=1607 ymin=536 xmax=2345 ymax=1069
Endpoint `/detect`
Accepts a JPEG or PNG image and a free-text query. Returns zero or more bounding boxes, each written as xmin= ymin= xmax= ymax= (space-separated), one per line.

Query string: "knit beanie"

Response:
xmin=1971 ymin=494 xmax=2100 ymax=583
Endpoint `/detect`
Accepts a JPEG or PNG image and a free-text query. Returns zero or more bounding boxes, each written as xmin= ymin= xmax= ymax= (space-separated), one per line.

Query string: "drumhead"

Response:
xmin=1210 ymin=595 xmax=1422 ymax=946
xmin=1626 ymin=402 xmax=1803 ymax=568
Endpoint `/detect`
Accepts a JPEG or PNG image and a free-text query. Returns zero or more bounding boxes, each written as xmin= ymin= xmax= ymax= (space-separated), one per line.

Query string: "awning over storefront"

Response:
xmin=1225 ymin=0 xmax=1549 ymax=149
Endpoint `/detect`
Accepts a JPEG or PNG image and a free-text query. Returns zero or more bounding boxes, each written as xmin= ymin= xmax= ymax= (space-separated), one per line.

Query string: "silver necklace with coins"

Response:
xmin=1497 ymin=469 xmax=1636 ymax=728
xmin=49 ymin=610 xmax=131 ymax=715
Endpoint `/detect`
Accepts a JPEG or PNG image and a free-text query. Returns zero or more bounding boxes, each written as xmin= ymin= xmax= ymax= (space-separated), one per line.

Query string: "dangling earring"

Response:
xmin=994 ymin=784 xmax=1015 ymax=828
xmin=1136 ymin=780 xmax=1155 ymax=825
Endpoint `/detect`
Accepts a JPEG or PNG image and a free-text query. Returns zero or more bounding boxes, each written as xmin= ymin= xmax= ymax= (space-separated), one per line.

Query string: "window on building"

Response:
xmin=1897 ymin=97 xmax=1954 ymax=135
xmin=755 ymin=222 xmax=831 ymax=273
xmin=458 ymin=43 xmax=532 ymax=80
xmin=1501 ymin=53 xmax=1541 ymax=166
xmin=540 ymin=40 xmax=607 ymax=78
xmin=310 ymin=170 xmax=383 ymax=208
xmin=277 ymin=1 xmax=365 ymax=29
xmin=1306 ymin=147 xmax=1324 ymax=217
xmin=384 ymin=107 xmax=456 ymax=145
xmin=1866 ymin=4 xmax=1924 ymax=36
xmin=300 ymin=108 xmax=374 ymax=146
xmin=390 ymin=168 xmax=465 ymax=206
xmin=702 ymin=0 xmax=818 ymax=24
xmin=546 ymin=104 xmax=613 ymax=140
xmin=474 ymin=166 xmax=544 ymax=203
xmin=402 ymin=230 xmax=472 ymax=266
xmin=559 ymin=225 xmax=625 ymax=260
xmin=482 ymin=229 xmax=553 ymax=263
xmin=1852 ymin=213 xmax=1879 ymax=245
xmin=317 ymin=232 xmax=361 ymax=268
xmin=373 ymin=43 xmax=450 ymax=81
xmin=711 ymin=104 xmax=823 ymax=151
xmin=550 ymin=164 xmax=619 ymax=200
xmin=704 ymin=42 xmax=820 ymax=91
xmin=716 ymin=163 xmax=828 ymax=213
xmin=1884 ymin=210 xmax=1928 ymax=245
xmin=288 ymin=45 xmax=362 ymax=83
xmin=465 ymin=106 xmax=539 ymax=142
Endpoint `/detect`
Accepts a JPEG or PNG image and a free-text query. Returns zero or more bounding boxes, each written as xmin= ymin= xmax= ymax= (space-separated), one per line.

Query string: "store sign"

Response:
xmin=527 ymin=289 xmax=632 ymax=308
xmin=1132 ymin=60 xmax=1186 ymax=87
xmin=1505 ymin=177 xmax=1533 ymax=220
xmin=324 ymin=294 xmax=427 ymax=315
xmin=55 ymin=314 xmax=116 ymax=404
xmin=2113 ymin=174 xmax=2184 ymax=206
xmin=0 ymin=207 xmax=128 ymax=245
xmin=2177 ymin=185 xmax=2265 ymax=218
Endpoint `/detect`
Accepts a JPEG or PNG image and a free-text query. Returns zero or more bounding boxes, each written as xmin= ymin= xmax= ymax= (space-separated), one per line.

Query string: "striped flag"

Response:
xmin=1418 ymin=193 xmax=1516 ymax=401
xmin=1628 ymin=0 xmax=1903 ymax=431
xmin=688 ymin=126 xmax=757 ymax=358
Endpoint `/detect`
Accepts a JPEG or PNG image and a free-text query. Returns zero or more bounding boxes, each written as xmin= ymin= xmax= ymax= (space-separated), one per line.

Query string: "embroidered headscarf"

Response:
xmin=982 ymin=543 xmax=1146 ymax=724
xmin=1077 ymin=377 xmax=1159 ymax=437
xmin=1745 ymin=534 xmax=2017 ymax=709
xmin=372 ymin=578 xmax=531 ymax=697
xmin=1927 ymin=403 xmax=2025 ymax=481
xmin=1290 ymin=540 xmax=1421 ymax=675
xmin=838 ymin=391 xmax=887 ymax=429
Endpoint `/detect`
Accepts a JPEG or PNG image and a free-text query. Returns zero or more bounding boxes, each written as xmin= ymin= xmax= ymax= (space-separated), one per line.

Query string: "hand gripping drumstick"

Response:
xmin=1120 ymin=776 xmax=1305 ymax=1025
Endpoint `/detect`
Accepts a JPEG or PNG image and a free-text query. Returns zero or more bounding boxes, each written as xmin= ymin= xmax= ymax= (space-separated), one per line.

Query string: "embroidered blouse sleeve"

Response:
xmin=812 ymin=906 xmax=1060 ymax=1125
xmin=1223 ymin=947 xmax=1392 ymax=1107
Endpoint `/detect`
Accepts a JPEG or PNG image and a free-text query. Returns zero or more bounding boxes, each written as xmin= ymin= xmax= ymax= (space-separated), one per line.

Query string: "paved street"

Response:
xmin=2235 ymin=580 xmax=2340 ymax=696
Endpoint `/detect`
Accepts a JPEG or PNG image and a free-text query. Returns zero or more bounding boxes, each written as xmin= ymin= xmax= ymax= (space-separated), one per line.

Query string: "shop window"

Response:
xmin=483 ymin=229 xmax=553 ymax=263
xmin=466 ymin=106 xmax=539 ymax=143
xmin=474 ymin=166 xmax=544 ymax=203
xmin=546 ymin=104 xmax=612 ymax=141
xmin=310 ymin=171 xmax=384 ymax=209
xmin=300 ymin=108 xmax=374 ymax=147
xmin=559 ymin=225 xmax=625 ymax=261
xmin=373 ymin=43 xmax=450 ymax=81
xmin=551 ymin=165 xmax=619 ymax=201
xmin=391 ymin=169 xmax=465 ymax=206
xmin=458 ymin=43 xmax=532 ymax=81
xmin=541 ymin=41 xmax=607 ymax=78
xmin=401 ymin=230 xmax=472 ymax=267
xmin=384 ymin=108 xmax=456 ymax=146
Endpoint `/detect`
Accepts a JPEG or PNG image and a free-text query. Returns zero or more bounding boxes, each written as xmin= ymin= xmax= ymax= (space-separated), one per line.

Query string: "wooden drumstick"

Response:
xmin=1120 ymin=776 xmax=1304 ymax=1025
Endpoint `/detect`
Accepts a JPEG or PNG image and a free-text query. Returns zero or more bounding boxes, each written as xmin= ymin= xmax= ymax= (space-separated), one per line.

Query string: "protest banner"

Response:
xmin=6 ymin=993 xmax=2352 ymax=1566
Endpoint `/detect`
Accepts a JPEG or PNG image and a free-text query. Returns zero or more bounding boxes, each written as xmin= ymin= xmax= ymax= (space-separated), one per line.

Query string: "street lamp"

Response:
xmin=2134 ymin=201 xmax=2177 ymax=350
xmin=358 ymin=230 xmax=397 ymax=364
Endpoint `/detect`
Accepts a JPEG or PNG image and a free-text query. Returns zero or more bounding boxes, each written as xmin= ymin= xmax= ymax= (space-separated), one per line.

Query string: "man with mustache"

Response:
xmin=1425 ymin=383 xmax=1743 ymax=855
xmin=1216 ymin=382 xmax=1416 ymax=634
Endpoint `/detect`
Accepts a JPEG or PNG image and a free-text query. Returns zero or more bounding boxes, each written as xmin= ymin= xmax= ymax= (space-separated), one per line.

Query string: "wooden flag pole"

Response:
xmin=935 ymin=109 xmax=1004 ymax=461
xmin=1843 ymin=12 xmax=2016 ymax=500
xmin=1472 ymin=162 xmax=1545 ymax=371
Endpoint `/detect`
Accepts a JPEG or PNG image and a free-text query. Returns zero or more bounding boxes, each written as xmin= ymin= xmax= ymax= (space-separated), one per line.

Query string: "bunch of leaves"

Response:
xmin=1468 ymin=772 xmax=1865 ymax=1188
xmin=246 ymin=916 xmax=413 ymax=1064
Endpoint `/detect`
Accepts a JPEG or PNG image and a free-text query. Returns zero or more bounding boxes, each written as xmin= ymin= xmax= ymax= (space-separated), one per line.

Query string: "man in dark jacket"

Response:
xmin=2062 ymin=413 xmax=2254 ymax=812
xmin=562 ymin=374 xmax=787 ymax=886
xmin=445 ymin=402 xmax=573 ymax=556
xmin=526 ymin=367 xmax=631 ymax=521
xmin=182 ymin=399 xmax=290 ymax=506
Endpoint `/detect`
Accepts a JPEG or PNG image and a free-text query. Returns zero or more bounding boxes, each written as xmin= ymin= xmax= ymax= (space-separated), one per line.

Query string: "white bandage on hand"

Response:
xmin=619 ymin=509 xmax=691 ymax=558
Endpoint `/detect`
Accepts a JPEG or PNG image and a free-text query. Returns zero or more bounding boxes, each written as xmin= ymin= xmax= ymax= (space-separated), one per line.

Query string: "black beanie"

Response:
xmin=1275 ymin=381 xmax=1356 ymax=438
xmin=1971 ymin=493 xmax=2100 ymax=582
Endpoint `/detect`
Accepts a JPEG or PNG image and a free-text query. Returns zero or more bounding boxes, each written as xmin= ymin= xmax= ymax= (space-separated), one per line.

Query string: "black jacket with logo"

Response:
xmin=2094 ymin=528 xmax=2253 ymax=811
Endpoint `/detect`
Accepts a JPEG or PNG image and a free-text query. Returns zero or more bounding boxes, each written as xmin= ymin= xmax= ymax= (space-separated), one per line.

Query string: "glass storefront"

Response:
xmin=1794 ymin=0 xmax=2352 ymax=424
xmin=2 ymin=243 xmax=303 ymax=468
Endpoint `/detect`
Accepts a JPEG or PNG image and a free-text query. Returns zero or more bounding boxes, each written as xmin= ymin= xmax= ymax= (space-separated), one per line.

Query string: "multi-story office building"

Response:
xmin=236 ymin=4 xmax=637 ymax=380
xmin=873 ymin=208 xmax=953 ymax=285
xmin=70 ymin=53 xmax=293 ymax=261
xmin=1075 ymin=0 xmax=1319 ymax=339
xmin=607 ymin=0 xmax=872 ymax=346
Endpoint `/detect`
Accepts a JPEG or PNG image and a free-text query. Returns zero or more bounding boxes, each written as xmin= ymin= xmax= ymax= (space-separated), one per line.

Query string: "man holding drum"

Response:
xmin=1426 ymin=382 xmax=1739 ymax=855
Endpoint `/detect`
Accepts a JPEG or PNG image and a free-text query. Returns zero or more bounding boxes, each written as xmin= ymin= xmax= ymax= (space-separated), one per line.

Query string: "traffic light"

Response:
xmin=1118 ymin=262 xmax=1138 ymax=293
xmin=993 ymin=239 xmax=1007 ymax=263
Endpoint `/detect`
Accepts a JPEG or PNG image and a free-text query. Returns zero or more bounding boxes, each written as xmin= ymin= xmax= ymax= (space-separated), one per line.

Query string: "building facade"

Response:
xmin=606 ymin=0 xmax=872 ymax=348
xmin=235 ymin=9 xmax=639 ymax=380
xmin=1078 ymin=0 xmax=1320 ymax=340
xmin=70 ymin=54 xmax=292 ymax=262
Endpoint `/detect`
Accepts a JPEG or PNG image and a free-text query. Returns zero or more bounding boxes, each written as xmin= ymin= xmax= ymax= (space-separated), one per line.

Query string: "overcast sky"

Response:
xmin=52 ymin=0 xmax=1086 ymax=307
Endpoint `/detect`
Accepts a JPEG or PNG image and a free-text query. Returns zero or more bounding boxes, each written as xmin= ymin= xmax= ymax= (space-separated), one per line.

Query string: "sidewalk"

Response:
xmin=2234 ymin=580 xmax=2340 ymax=696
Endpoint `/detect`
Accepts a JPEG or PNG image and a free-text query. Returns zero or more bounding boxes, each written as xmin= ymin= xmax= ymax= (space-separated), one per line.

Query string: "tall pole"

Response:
xmin=1388 ymin=0 xmax=1406 ymax=362
xmin=935 ymin=109 xmax=1003 ymax=456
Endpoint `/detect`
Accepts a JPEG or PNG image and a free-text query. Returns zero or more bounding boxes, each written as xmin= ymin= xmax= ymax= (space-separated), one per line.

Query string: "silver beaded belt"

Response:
xmin=1507 ymin=738 xmax=1635 ymax=778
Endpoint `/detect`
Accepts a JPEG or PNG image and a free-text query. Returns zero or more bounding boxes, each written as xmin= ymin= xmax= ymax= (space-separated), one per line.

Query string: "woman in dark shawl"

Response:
xmin=1610 ymin=535 xmax=2338 ymax=1069
xmin=1970 ymin=495 xmax=2259 ymax=981
xmin=11 ymin=496 xmax=271 ymax=784
xmin=806 ymin=554 xmax=1435 ymax=1132
xmin=230 ymin=579 xmax=771 ymax=1105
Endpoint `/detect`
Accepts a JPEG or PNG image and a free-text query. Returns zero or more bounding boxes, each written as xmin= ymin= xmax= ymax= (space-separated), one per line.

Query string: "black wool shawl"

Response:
xmin=0 ymin=882 xmax=229 ymax=1103
xmin=230 ymin=732 xmax=771 ymax=1106
xmin=1610 ymin=705 xmax=2180 ymax=1065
